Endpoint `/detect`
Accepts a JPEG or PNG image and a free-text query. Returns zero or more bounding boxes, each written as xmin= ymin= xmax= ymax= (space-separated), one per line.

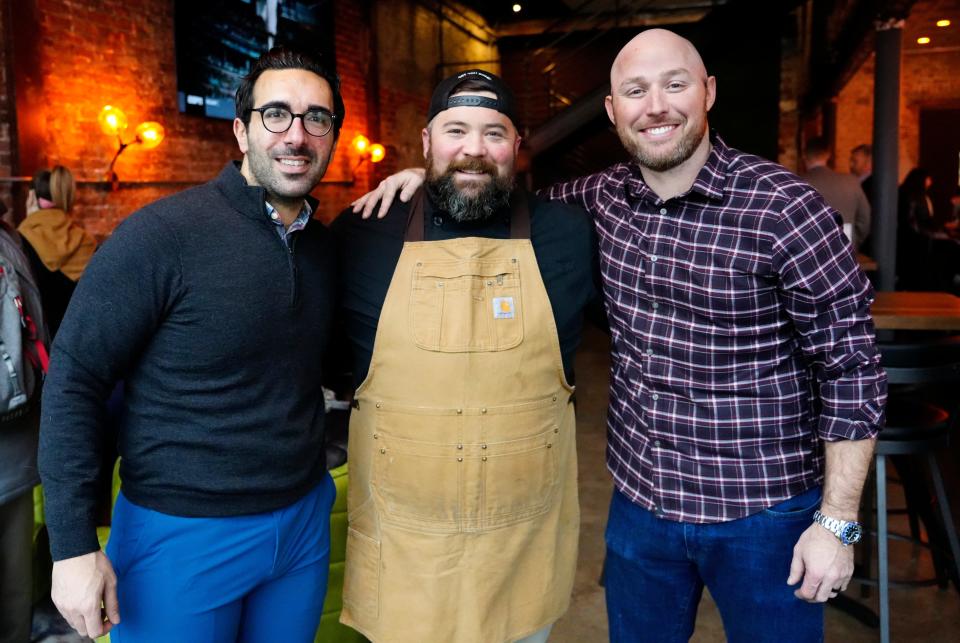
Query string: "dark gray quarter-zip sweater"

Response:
xmin=39 ymin=162 xmax=336 ymax=560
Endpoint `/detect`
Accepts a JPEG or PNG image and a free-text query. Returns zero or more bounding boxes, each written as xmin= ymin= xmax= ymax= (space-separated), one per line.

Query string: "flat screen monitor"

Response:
xmin=174 ymin=0 xmax=336 ymax=120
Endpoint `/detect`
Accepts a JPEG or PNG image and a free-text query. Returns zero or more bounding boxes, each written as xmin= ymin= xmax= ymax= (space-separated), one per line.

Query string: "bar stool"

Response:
xmin=866 ymin=338 xmax=960 ymax=643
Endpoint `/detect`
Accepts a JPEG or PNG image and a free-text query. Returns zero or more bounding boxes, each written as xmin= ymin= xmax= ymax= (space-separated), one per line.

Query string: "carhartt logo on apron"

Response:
xmin=493 ymin=297 xmax=515 ymax=319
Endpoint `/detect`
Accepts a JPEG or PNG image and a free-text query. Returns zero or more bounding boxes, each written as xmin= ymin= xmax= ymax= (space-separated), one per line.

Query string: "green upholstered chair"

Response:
xmin=32 ymin=485 xmax=52 ymax=605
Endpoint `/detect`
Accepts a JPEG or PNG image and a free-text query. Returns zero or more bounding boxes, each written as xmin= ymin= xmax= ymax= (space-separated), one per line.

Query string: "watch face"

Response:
xmin=841 ymin=522 xmax=863 ymax=545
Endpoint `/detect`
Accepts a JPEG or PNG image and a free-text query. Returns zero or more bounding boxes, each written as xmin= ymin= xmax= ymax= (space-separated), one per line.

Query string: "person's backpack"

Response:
xmin=0 ymin=222 xmax=49 ymax=423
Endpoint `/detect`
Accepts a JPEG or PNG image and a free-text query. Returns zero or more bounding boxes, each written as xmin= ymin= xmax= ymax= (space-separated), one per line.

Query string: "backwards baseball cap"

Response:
xmin=427 ymin=69 xmax=518 ymax=127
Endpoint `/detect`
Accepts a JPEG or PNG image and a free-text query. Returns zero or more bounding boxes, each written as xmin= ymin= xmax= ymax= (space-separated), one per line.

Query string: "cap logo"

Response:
xmin=457 ymin=70 xmax=494 ymax=82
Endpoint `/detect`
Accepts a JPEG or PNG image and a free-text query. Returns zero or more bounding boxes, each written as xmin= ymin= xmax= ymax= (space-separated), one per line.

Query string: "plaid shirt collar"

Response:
xmin=623 ymin=131 xmax=730 ymax=204
xmin=265 ymin=200 xmax=313 ymax=245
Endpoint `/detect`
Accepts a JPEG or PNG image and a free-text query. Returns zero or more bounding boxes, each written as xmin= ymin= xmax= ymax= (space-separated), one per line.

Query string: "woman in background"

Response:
xmin=20 ymin=165 xmax=97 ymax=338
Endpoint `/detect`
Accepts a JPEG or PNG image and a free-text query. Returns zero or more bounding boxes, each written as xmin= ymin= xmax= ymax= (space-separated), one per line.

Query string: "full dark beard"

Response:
xmin=426 ymin=156 xmax=514 ymax=223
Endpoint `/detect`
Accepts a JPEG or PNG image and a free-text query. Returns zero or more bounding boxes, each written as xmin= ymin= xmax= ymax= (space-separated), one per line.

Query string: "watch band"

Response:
xmin=813 ymin=510 xmax=863 ymax=545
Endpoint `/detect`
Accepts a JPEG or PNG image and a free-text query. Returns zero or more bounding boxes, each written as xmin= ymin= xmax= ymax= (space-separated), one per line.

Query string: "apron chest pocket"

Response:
xmin=410 ymin=259 xmax=523 ymax=353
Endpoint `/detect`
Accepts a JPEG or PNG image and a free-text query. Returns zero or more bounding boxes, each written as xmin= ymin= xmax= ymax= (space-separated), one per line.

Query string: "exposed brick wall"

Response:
xmin=0 ymin=0 xmax=498 ymax=230
xmin=0 ymin=0 xmax=378 ymax=233
xmin=835 ymin=43 xmax=960 ymax=182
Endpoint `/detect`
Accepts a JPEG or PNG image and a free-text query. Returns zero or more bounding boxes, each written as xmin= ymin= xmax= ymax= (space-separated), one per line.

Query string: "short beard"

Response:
xmin=426 ymin=155 xmax=514 ymax=223
xmin=619 ymin=118 xmax=707 ymax=172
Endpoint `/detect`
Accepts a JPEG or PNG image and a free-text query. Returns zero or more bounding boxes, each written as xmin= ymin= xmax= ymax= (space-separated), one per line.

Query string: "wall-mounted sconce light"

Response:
xmin=917 ymin=36 xmax=931 ymax=44
xmin=99 ymin=105 xmax=165 ymax=189
xmin=351 ymin=134 xmax=386 ymax=178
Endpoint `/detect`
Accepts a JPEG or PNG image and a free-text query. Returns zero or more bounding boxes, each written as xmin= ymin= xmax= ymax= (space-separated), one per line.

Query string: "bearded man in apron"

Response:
xmin=331 ymin=70 xmax=600 ymax=643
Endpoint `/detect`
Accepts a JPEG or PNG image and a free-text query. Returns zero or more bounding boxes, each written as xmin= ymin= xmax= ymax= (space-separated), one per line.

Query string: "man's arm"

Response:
xmin=788 ymin=438 xmax=875 ymax=601
xmin=39 ymin=208 xmax=182 ymax=637
xmin=351 ymin=168 xmax=425 ymax=219
xmin=773 ymin=189 xmax=886 ymax=602
xmin=350 ymin=167 xmax=611 ymax=220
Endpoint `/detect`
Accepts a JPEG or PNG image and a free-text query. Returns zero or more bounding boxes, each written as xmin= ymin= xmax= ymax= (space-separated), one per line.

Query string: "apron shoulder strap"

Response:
xmin=404 ymin=187 xmax=531 ymax=241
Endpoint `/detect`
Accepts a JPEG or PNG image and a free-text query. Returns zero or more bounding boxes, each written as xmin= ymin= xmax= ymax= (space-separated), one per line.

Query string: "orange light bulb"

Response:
xmin=369 ymin=143 xmax=386 ymax=163
xmin=135 ymin=121 xmax=165 ymax=149
xmin=352 ymin=135 xmax=370 ymax=153
xmin=98 ymin=105 xmax=128 ymax=135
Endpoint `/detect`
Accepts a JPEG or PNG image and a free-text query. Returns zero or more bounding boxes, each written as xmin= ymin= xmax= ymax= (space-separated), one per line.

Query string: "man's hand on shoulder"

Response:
xmin=351 ymin=168 xmax=425 ymax=219
xmin=52 ymin=550 xmax=120 ymax=638
xmin=787 ymin=522 xmax=854 ymax=603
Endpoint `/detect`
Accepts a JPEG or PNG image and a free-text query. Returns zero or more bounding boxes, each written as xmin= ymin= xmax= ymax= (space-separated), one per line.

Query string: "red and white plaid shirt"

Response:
xmin=545 ymin=134 xmax=886 ymax=524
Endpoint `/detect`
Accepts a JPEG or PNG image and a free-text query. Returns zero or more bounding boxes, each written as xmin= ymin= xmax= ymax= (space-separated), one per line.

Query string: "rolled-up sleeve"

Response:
xmin=773 ymin=189 xmax=886 ymax=441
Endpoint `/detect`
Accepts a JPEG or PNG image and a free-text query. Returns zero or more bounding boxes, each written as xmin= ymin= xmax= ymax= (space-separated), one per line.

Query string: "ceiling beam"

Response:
xmin=495 ymin=9 xmax=712 ymax=38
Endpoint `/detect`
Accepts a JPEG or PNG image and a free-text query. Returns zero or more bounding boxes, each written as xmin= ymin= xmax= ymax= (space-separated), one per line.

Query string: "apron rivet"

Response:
xmin=481 ymin=444 xmax=487 ymax=449
xmin=416 ymin=262 xmax=422 ymax=266
xmin=486 ymin=280 xmax=492 ymax=286
xmin=376 ymin=402 xmax=382 ymax=408
xmin=547 ymin=444 xmax=553 ymax=448
xmin=481 ymin=408 xmax=487 ymax=414
xmin=482 ymin=456 xmax=487 ymax=461
xmin=457 ymin=457 xmax=463 ymax=462
xmin=552 ymin=396 xmax=557 ymax=402
xmin=380 ymin=448 xmax=386 ymax=454
xmin=457 ymin=408 xmax=463 ymax=414
xmin=373 ymin=434 xmax=378 ymax=439
xmin=457 ymin=444 xmax=463 ymax=450
xmin=554 ymin=428 xmax=559 ymax=433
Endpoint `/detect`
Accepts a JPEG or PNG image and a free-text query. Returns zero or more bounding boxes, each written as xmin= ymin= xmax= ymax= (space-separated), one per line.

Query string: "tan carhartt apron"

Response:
xmin=341 ymin=189 xmax=579 ymax=643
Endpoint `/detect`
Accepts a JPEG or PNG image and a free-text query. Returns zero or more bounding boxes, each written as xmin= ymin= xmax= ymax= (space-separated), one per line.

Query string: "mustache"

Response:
xmin=444 ymin=158 xmax=498 ymax=176
xmin=272 ymin=145 xmax=315 ymax=160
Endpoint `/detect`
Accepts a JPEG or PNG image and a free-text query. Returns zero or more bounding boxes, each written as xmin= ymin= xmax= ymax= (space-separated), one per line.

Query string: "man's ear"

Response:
xmin=604 ymin=95 xmax=616 ymax=126
xmin=422 ymin=127 xmax=431 ymax=160
xmin=233 ymin=118 xmax=250 ymax=154
xmin=705 ymin=76 xmax=717 ymax=112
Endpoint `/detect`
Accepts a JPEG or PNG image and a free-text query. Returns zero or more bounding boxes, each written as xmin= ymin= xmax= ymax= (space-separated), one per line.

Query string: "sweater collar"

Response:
xmin=215 ymin=161 xmax=319 ymax=222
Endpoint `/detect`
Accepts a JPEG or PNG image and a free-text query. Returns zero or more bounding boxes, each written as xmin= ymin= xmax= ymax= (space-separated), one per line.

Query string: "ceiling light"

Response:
xmin=917 ymin=36 xmax=931 ymax=44
xmin=512 ymin=3 xmax=522 ymax=13
xmin=936 ymin=19 xmax=950 ymax=27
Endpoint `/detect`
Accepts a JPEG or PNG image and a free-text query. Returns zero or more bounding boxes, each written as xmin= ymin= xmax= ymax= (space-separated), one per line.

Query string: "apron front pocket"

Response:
xmin=410 ymin=258 xmax=523 ymax=352
xmin=343 ymin=528 xmax=381 ymax=619
xmin=371 ymin=396 xmax=563 ymax=533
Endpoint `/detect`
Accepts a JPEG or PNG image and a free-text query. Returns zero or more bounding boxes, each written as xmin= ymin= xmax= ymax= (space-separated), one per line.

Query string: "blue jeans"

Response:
xmin=106 ymin=473 xmax=336 ymax=643
xmin=604 ymin=486 xmax=824 ymax=643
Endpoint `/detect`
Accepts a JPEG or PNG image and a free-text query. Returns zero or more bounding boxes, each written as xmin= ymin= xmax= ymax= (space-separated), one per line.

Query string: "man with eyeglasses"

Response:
xmin=39 ymin=48 xmax=342 ymax=642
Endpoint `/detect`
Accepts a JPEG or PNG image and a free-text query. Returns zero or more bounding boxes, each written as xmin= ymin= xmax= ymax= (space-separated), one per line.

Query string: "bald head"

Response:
xmin=610 ymin=29 xmax=708 ymax=91
xmin=603 ymin=28 xmax=715 ymax=180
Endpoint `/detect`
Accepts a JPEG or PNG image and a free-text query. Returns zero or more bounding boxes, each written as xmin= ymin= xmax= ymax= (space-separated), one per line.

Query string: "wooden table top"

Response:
xmin=871 ymin=291 xmax=960 ymax=330
xmin=856 ymin=253 xmax=877 ymax=271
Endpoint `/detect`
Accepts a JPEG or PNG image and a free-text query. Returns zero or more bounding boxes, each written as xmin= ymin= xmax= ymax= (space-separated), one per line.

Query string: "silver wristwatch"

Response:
xmin=813 ymin=510 xmax=863 ymax=546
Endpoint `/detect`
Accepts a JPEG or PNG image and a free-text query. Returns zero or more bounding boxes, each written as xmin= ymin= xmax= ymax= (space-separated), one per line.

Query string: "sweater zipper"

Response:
xmin=287 ymin=233 xmax=299 ymax=307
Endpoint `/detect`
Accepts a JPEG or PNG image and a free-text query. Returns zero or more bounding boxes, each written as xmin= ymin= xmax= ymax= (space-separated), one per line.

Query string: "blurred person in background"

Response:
xmin=802 ymin=137 xmax=871 ymax=250
xmin=20 ymin=166 xmax=97 ymax=338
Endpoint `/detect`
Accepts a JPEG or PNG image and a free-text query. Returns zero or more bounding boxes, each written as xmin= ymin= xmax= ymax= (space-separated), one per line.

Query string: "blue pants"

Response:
xmin=604 ymin=486 xmax=824 ymax=643
xmin=106 ymin=473 xmax=336 ymax=643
